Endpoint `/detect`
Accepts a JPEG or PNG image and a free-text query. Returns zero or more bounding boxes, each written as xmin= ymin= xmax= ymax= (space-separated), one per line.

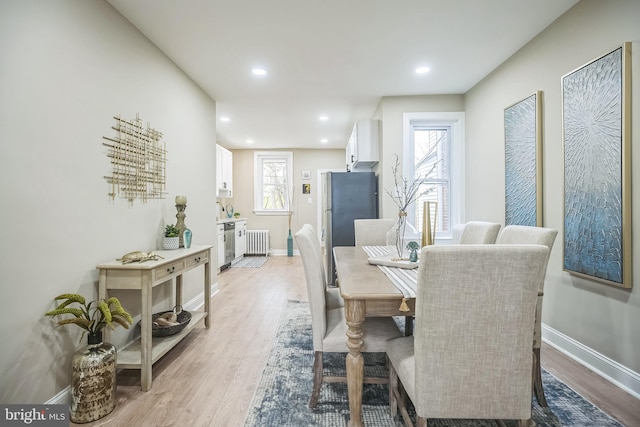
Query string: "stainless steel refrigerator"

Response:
xmin=323 ymin=172 xmax=378 ymax=286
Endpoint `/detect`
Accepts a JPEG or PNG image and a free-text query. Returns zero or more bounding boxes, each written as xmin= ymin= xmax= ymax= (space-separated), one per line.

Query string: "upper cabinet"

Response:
xmin=216 ymin=144 xmax=233 ymax=198
xmin=346 ymin=119 xmax=380 ymax=171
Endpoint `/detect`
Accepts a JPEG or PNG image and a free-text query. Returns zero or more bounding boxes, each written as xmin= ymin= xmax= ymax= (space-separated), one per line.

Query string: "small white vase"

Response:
xmin=163 ymin=236 xmax=179 ymax=250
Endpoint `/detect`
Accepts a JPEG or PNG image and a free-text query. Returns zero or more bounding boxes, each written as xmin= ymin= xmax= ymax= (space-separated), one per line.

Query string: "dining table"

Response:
xmin=333 ymin=245 xmax=418 ymax=427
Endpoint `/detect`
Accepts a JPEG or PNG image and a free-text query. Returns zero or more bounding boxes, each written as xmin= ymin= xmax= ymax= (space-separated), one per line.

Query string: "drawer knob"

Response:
xmin=167 ymin=266 xmax=175 ymax=273
xmin=195 ymin=257 xmax=201 ymax=263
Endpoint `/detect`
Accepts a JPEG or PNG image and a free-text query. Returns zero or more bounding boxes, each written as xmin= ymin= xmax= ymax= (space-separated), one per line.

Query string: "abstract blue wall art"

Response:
xmin=562 ymin=43 xmax=632 ymax=288
xmin=504 ymin=92 xmax=542 ymax=227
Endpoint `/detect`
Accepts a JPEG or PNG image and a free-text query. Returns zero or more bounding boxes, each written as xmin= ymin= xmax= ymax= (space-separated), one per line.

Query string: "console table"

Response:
xmin=97 ymin=245 xmax=212 ymax=391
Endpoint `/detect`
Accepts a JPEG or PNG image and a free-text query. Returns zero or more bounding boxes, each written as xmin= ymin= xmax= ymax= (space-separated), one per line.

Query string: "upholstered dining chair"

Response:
xmin=496 ymin=225 xmax=558 ymax=407
xmin=295 ymin=225 xmax=402 ymax=409
xmin=458 ymin=221 xmax=502 ymax=244
xmin=301 ymin=223 xmax=343 ymax=310
xmin=354 ymin=218 xmax=395 ymax=246
xmin=387 ymin=244 xmax=548 ymax=427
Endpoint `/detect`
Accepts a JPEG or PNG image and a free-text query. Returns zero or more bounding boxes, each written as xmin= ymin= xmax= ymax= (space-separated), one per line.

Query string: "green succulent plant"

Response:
xmin=164 ymin=224 xmax=180 ymax=237
xmin=406 ymin=241 xmax=421 ymax=251
xmin=45 ymin=293 xmax=133 ymax=340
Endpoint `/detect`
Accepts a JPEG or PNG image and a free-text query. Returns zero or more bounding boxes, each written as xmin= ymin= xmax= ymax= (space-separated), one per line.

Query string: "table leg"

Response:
xmin=345 ymin=299 xmax=365 ymax=427
xmin=176 ymin=275 xmax=183 ymax=308
xmin=204 ymin=257 xmax=211 ymax=328
xmin=141 ymin=274 xmax=152 ymax=391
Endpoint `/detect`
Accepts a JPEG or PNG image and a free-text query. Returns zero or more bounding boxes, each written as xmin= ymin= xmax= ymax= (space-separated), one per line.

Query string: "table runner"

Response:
xmin=362 ymin=246 xmax=418 ymax=311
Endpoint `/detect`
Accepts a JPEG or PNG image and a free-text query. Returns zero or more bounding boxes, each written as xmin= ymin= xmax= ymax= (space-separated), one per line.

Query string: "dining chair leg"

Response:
xmin=533 ymin=348 xmax=547 ymax=406
xmin=388 ymin=357 xmax=398 ymax=417
xmin=309 ymin=351 xmax=323 ymax=409
xmin=416 ymin=417 xmax=427 ymax=427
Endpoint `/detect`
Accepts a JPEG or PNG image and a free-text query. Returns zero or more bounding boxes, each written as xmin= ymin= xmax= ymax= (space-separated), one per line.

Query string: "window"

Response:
xmin=403 ymin=112 xmax=464 ymax=241
xmin=254 ymin=151 xmax=293 ymax=215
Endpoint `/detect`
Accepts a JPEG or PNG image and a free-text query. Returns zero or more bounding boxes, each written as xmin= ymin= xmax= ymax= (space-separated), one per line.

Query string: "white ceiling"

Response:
xmin=107 ymin=0 xmax=578 ymax=150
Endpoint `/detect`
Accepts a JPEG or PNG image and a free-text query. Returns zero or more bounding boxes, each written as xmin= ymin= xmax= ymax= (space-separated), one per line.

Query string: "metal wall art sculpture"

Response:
xmin=504 ymin=91 xmax=542 ymax=227
xmin=103 ymin=114 xmax=167 ymax=203
xmin=562 ymin=43 xmax=632 ymax=288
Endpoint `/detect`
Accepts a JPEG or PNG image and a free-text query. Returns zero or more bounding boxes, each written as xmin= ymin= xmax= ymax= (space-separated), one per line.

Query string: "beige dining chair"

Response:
xmin=295 ymin=225 xmax=402 ymax=409
xmin=496 ymin=224 xmax=558 ymax=407
xmin=354 ymin=218 xmax=395 ymax=246
xmin=387 ymin=244 xmax=548 ymax=427
xmin=301 ymin=223 xmax=343 ymax=310
xmin=458 ymin=221 xmax=501 ymax=244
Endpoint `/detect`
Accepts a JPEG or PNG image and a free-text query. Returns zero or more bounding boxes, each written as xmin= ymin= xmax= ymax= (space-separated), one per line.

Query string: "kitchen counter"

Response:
xmin=216 ymin=217 xmax=247 ymax=224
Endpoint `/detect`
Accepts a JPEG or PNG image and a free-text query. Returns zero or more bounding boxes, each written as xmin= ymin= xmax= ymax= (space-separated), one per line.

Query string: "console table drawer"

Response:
xmin=186 ymin=251 xmax=208 ymax=268
xmin=155 ymin=260 xmax=185 ymax=280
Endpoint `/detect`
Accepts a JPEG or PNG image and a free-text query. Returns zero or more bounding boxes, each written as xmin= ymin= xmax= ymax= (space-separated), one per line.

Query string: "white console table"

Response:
xmin=97 ymin=245 xmax=212 ymax=391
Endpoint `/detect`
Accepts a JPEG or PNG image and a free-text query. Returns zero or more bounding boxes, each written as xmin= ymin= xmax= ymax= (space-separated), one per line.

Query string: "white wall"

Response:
xmin=465 ymin=0 xmax=640 ymax=389
xmin=0 ymin=0 xmax=218 ymax=403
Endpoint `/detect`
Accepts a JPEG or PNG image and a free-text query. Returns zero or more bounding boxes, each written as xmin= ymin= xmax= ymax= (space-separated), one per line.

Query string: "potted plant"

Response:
xmin=233 ymin=212 xmax=240 ymax=219
xmin=406 ymin=241 xmax=421 ymax=262
xmin=163 ymin=224 xmax=180 ymax=250
xmin=45 ymin=293 xmax=133 ymax=423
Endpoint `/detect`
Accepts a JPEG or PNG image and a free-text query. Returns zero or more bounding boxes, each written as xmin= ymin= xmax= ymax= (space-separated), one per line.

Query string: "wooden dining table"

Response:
xmin=333 ymin=246 xmax=416 ymax=427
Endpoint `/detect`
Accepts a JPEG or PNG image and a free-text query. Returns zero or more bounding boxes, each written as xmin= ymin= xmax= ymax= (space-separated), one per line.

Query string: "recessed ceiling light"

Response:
xmin=321 ymin=138 xmax=328 ymax=143
xmin=319 ymin=115 xmax=329 ymax=121
xmin=415 ymin=66 xmax=430 ymax=74
xmin=246 ymin=139 xmax=254 ymax=144
xmin=252 ymin=68 xmax=267 ymax=76
xmin=220 ymin=116 xmax=230 ymax=122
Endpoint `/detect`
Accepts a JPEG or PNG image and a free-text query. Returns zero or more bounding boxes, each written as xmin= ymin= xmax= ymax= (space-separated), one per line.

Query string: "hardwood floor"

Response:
xmin=72 ymin=256 xmax=639 ymax=427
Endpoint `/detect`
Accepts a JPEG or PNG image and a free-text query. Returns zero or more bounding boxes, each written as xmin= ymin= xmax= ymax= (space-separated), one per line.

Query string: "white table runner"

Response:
xmin=362 ymin=246 xmax=418 ymax=311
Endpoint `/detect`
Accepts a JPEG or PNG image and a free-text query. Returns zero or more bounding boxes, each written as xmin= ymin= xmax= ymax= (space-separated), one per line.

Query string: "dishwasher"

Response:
xmin=223 ymin=221 xmax=235 ymax=270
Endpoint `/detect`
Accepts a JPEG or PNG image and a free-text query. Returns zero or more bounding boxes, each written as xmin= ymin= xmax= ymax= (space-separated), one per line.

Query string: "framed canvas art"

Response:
xmin=504 ymin=91 xmax=542 ymax=227
xmin=562 ymin=42 xmax=632 ymax=288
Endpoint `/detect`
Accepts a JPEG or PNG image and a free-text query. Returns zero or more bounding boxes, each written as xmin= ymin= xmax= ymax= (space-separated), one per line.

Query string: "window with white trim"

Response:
xmin=254 ymin=151 xmax=293 ymax=215
xmin=403 ymin=112 xmax=465 ymax=241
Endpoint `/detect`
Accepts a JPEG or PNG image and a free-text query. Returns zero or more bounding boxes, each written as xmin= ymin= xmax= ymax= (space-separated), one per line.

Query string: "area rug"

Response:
xmin=244 ymin=300 xmax=623 ymax=427
xmin=231 ymin=256 xmax=269 ymax=268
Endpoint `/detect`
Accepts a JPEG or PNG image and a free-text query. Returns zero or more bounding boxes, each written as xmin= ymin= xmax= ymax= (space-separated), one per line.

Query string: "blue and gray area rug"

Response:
xmin=244 ymin=300 xmax=623 ymax=427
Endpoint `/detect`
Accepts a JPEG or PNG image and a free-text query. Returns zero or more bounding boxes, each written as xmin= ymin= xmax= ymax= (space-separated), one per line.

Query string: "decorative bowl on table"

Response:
xmin=148 ymin=306 xmax=192 ymax=337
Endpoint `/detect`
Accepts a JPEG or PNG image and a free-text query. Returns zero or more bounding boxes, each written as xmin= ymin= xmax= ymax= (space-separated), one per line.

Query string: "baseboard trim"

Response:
xmin=270 ymin=249 xmax=300 ymax=256
xmin=542 ymin=324 xmax=640 ymax=399
xmin=45 ymin=387 xmax=69 ymax=405
xmin=46 ymin=281 xmax=221 ymax=404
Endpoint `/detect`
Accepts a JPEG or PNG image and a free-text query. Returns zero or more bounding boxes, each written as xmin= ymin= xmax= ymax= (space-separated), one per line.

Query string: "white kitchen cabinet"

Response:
xmin=216 ymin=144 xmax=233 ymax=198
xmin=235 ymin=220 xmax=246 ymax=259
xmin=217 ymin=223 xmax=225 ymax=269
xmin=346 ymin=119 xmax=380 ymax=171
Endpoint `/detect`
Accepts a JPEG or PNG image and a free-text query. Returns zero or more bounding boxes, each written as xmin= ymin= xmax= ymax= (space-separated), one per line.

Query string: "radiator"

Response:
xmin=246 ymin=230 xmax=270 ymax=256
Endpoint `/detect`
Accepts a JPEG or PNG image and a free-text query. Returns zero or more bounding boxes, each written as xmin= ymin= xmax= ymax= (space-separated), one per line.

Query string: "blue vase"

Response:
xmin=183 ymin=229 xmax=192 ymax=248
xmin=287 ymin=229 xmax=293 ymax=257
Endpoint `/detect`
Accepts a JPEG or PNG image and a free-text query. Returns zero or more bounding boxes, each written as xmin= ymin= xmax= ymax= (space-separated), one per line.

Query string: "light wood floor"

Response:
xmin=73 ymin=256 xmax=639 ymax=427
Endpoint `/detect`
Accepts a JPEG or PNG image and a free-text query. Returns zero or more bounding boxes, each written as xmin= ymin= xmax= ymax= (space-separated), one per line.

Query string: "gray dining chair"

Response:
xmin=496 ymin=225 xmax=558 ymax=407
xmin=387 ymin=244 xmax=548 ymax=427
xmin=295 ymin=225 xmax=402 ymax=409
xmin=354 ymin=218 xmax=395 ymax=246
xmin=458 ymin=221 xmax=501 ymax=244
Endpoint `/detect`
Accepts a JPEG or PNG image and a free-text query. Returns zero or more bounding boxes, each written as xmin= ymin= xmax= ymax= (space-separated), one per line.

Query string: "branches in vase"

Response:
xmin=384 ymin=154 xmax=438 ymax=213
